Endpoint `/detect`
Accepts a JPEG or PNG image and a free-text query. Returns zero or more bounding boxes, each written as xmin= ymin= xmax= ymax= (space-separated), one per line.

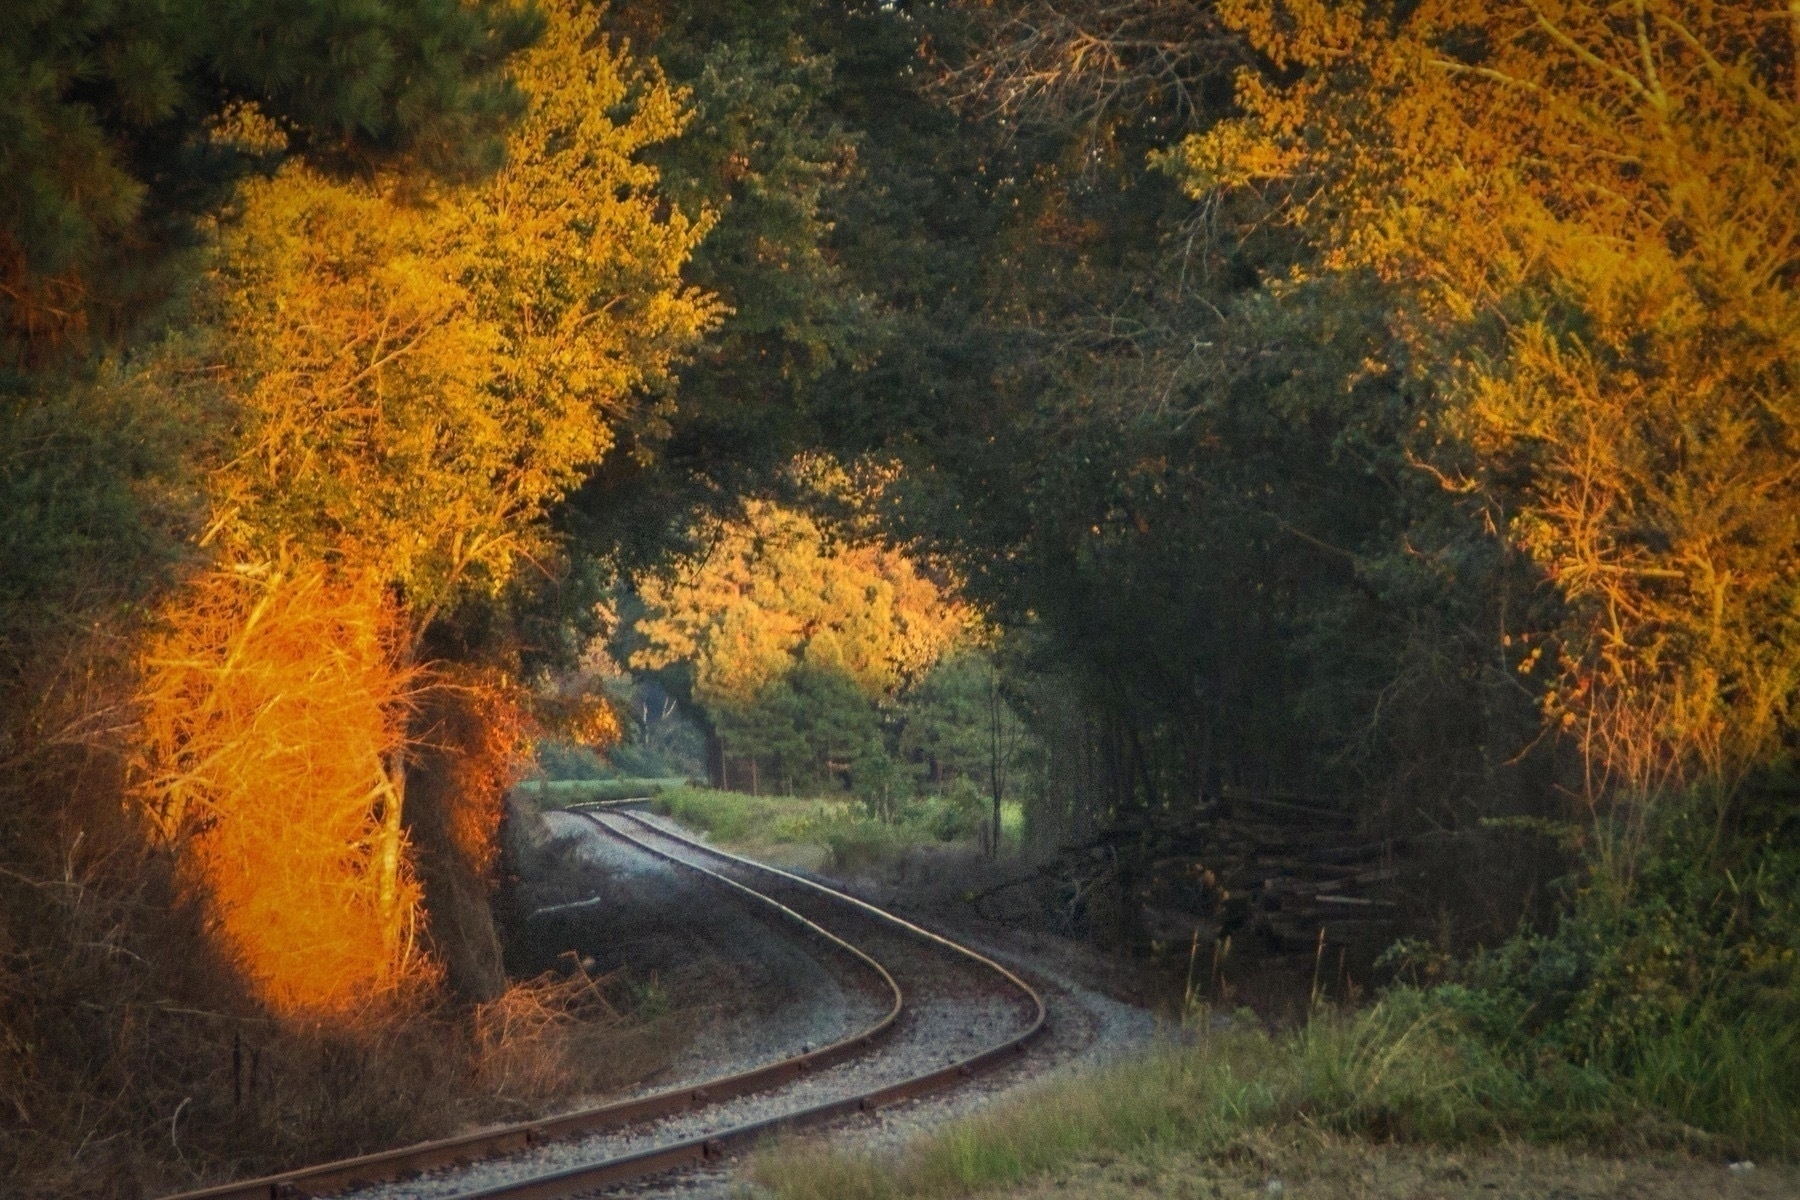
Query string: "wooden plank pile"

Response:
xmin=1137 ymin=788 xmax=1403 ymax=961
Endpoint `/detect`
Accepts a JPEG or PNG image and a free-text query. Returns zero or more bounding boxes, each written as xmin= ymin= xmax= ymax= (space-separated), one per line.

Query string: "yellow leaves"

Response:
xmin=1167 ymin=119 xmax=1304 ymax=195
xmin=633 ymin=497 xmax=975 ymax=712
xmin=203 ymin=0 xmax=719 ymax=612
xmin=137 ymin=0 xmax=720 ymax=1017
xmin=1190 ymin=0 xmax=1800 ymax=790
xmin=564 ymin=692 xmax=624 ymax=750
xmin=1215 ymin=0 xmax=1363 ymax=70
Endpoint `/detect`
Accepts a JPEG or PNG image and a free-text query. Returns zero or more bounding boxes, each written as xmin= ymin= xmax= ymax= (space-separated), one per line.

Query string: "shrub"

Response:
xmin=1428 ymin=776 xmax=1800 ymax=1154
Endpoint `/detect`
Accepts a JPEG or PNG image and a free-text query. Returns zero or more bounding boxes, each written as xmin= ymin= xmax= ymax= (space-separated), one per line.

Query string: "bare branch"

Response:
xmin=937 ymin=0 xmax=1244 ymax=132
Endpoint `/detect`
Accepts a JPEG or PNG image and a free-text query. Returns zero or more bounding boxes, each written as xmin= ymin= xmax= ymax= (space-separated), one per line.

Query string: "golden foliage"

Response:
xmin=134 ymin=0 xmax=718 ymax=1013
xmin=202 ymin=0 xmax=719 ymax=613
xmin=422 ymin=669 xmax=534 ymax=882
xmin=137 ymin=565 xmax=429 ymax=1015
xmin=633 ymin=497 xmax=974 ymax=709
xmin=1177 ymin=0 xmax=1800 ymax=792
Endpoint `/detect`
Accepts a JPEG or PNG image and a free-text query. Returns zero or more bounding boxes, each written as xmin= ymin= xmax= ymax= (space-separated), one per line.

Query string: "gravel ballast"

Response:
xmin=340 ymin=811 xmax=1038 ymax=1200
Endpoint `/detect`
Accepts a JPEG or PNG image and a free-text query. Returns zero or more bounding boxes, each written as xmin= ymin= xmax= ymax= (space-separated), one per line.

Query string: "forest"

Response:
xmin=1 ymin=1 xmax=1795 ymax=1196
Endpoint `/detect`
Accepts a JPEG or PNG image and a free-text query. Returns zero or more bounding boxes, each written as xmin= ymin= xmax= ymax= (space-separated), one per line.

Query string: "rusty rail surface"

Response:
xmin=157 ymin=817 xmax=903 ymax=1200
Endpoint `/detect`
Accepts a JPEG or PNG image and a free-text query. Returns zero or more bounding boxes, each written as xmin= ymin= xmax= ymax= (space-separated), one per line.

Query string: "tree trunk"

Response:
xmin=989 ymin=667 xmax=1003 ymax=859
xmin=403 ymin=685 xmax=507 ymax=1003
xmin=706 ymin=726 xmax=725 ymax=788
xmin=374 ymin=751 xmax=408 ymax=967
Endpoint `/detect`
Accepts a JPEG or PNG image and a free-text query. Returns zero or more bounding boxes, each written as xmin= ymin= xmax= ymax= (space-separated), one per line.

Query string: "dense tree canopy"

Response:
xmin=1174 ymin=0 xmax=1800 ymax=796
xmin=2 ymin=0 xmax=539 ymax=362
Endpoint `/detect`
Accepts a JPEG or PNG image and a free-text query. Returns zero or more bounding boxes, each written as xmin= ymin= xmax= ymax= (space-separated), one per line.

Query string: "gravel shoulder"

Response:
xmin=338 ymin=813 xmax=1160 ymax=1200
xmin=337 ymin=812 xmax=890 ymax=1200
xmin=537 ymin=810 xmax=891 ymax=1093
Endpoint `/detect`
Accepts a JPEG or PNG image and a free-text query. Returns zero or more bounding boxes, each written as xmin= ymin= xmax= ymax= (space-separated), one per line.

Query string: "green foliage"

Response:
xmin=572 ymin=0 xmax=878 ymax=569
xmin=1428 ymin=778 xmax=1800 ymax=1150
xmin=651 ymin=784 xmax=1004 ymax=869
xmin=1 ymin=0 xmax=540 ymax=360
xmin=518 ymin=777 xmax=686 ymax=806
xmin=0 ymin=352 xmax=210 ymax=659
xmin=677 ymin=647 xmax=1039 ymax=816
xmin=713 ymin=663 xmax=885 ymax=795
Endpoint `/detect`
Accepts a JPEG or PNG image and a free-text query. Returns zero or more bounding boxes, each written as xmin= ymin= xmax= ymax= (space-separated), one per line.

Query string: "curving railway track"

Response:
xmin=161 ymin=805 xmax=1046 ymax=1200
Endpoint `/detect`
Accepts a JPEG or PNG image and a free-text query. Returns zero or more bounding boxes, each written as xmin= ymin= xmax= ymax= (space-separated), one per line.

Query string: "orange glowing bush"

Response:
xmin=137 ymin=565 xmax=432 ymax=1015
xmin=418 ymin=667 xmax=535 ymax=882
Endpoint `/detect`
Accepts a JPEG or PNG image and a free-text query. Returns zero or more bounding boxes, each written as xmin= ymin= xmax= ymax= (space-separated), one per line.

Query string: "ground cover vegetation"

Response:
xmin=2 ymin=0 xmax=1795 ymax=1195
xmin=754 ymin=1002 xmax=1797 ymax=1200
xmin=647 ymin=784 xmax=1021 ymax=870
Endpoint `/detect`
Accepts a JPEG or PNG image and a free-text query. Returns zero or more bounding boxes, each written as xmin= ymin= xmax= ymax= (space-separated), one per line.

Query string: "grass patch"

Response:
xmin=649 ymin=786 xmax=1020 ymax=871
xmin=515 ymin=776 xmax=688 ymax=807
xmin=752 ymin=993 xmax=1785 ymax=1200
xmin=967 ymin=1137 xmax=1800 ymax=1200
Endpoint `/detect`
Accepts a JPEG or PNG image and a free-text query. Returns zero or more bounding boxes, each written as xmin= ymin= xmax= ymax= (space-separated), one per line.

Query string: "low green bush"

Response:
xmin=519 ymin=777 xmax=688 ymax=807
xmin=1420 ymin=775 xmax=1800 ymax=1154
xmin=648 ymin=784 xmax=1014 ymax=869
xmin=650 ymin=786 xmax=851 ymax=845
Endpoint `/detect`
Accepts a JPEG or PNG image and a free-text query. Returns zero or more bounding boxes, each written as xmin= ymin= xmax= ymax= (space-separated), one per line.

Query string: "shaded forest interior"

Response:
xmin=1 ymin=0 xmax=1796 ymax=1195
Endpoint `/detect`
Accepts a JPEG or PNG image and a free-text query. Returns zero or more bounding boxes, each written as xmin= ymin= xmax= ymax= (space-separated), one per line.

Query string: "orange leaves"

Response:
xmin=137 ymin=565 xmax=430 ymax=1016
xmin=566 ymin=693 xmax=625 ymax=751
xmin=130 ymin=1 xmax=719 ymax=1016
xmin=633 ymin=497 xmax=975 ymax=711
xmin=415 ymin=668 xmax=532 ymax=885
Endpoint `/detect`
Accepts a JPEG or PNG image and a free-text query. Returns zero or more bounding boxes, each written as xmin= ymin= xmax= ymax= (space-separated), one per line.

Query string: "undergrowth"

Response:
xmin=651 ymin=784 xmax=1014 ymax=870
xmin=2 ymin=720 xmax=685 ymax=1200
xmin=753 ymin=996 xmax=1755 ymax=1200
xmin=755 ymin=779 xmax=1798 ymax=1200
xmin=521 ymin=776 xmax=689 ymax=806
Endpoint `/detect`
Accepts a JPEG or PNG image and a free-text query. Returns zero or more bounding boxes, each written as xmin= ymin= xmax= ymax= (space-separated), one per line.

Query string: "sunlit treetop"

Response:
xmin=199 ymin=0 xmax=721 ymax=622
xmin=632 ymin=488 xmax=976 ymax=710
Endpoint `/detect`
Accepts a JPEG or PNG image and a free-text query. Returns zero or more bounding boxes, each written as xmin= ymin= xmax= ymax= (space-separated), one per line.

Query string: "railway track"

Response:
xmin=161 ymin=807 xmax=1045 ymax=1200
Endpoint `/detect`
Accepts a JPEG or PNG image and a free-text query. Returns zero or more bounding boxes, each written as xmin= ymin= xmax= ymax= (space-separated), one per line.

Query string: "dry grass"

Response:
xmin=2 ymin=884 xmax=688 ymax=1200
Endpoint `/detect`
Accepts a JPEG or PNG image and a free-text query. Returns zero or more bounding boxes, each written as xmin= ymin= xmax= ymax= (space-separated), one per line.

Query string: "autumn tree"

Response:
xmin=632 ymin=483 xmax=972 ymax=793
xmin=139 ymin=0 xmax=718 ymax=1012
xmin=1172 ymin=0 xmax=1800 ymax=800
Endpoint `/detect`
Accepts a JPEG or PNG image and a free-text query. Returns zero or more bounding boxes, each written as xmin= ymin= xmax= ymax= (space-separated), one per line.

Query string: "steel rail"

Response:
xmin=418 ymin=813 xmax=1048 ymax=1200
xmin=157 ymin=818 xmax=903 ymax=1200
xmin=605 ymin=809 xmax=1047 ymax=1032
